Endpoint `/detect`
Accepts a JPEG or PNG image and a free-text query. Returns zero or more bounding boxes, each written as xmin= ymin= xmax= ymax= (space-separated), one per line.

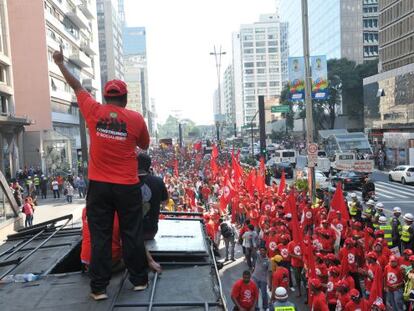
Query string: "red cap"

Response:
xmin=409 ymin=255 xmax=414 ymax=262
xmin=328 ymin=266 xmax=340 ymax=274
xmin=350 ymin=288 xmax=360 ymax=298
xmin=404 ymin=249 xmax=413 ymax=256
xmin=375 ymin=230 xmax=385 ymax=236
xmin=103 ymin=79 xmax=128 ymax=97
xmin=353 ymin=221 xmax=362 ymax=228
xmin=365 ymin=227 xmax=374 ymax=234
xmin=345 ymin=238 xmax=354 ymax=245
xmin=366 ymin=252 xmax=378 ymax=260
xmin=326 ymin=253 xmax=336 ymax=261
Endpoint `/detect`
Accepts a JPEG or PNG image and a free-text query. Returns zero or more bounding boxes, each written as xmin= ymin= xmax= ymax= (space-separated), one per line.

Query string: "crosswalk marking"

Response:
xmin=374 ymin=184 xmax=410 ymax=198
xmin=377 ymin=181 xmax=414 ymax=191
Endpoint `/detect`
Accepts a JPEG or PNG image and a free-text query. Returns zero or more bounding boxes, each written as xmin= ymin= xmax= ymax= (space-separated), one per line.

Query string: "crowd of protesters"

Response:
xmin=149 ymin=142 xmax=414 ymax=311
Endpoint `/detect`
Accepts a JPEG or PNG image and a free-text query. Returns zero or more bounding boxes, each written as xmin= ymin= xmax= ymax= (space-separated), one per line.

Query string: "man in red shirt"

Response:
xmin=384 ymin=256 xmax=404 ymax=311
xmin=288 ymin=239 xmax=304 ymax=297
xmin=53 ymin=47 xmax=150 ymax=300
xmin=309 ymin=278 xmax=329 ymax=311
xmin=344 ymin=289 xmax=369 ymax=311
xmin=231 ymin=270 xmax=258 ymax=311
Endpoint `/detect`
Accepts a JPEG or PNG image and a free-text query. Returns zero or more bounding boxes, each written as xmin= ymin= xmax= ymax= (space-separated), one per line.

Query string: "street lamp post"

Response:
xmin=250 ymin=110 xmax=259 ymax=159
xmin=210 ymin=46 xmax=226 ymax=142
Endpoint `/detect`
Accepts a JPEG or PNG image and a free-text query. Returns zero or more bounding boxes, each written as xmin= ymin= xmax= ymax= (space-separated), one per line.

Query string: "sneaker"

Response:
xmin=90 ymin=291 xmax=108 ymax=301
xmin=133 ymin=283 xmax=148 ymax=291
xmin=290 ymin=287 xmax=295 ymax=292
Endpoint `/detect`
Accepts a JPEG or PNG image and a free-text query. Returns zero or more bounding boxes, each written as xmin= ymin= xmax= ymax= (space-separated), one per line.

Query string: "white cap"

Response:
xmin=404 ymin=213 xmax=414 ymax=222
xmin=350 ymin=193 xmax=357 ymax=198
xmin=367 ymin=199 xmax=375 ymax=206
xmin=275 ymin=287 xmax=288 ymax=300
xmin=393 ymin=207 xmax=402 ymax=214
xmin=378 ymin=216 xmax=387 ymax=224
xmin=376 ymin=202 xmax=384 ymax=209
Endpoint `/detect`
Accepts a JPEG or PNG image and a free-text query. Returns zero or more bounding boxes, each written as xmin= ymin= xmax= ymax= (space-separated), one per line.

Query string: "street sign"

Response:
xmin=307 ymin=143 xmax=318 ymax=167
xmin=271 ymin=105 xmax=290 ymax=113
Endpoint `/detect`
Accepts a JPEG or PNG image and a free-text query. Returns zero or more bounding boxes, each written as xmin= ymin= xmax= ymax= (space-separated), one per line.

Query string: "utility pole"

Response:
xmin=210 ymin=46 xmax=226 ymax=142
xmin=250 ymin=110 xmax=259 ymax=159
xmin=301 ymin=0 xmax=316 ymax=202
xmin=178 ymin=123 xmax=183 ymax=148
xmin=258 ymin=96 xmax=266 ymax=158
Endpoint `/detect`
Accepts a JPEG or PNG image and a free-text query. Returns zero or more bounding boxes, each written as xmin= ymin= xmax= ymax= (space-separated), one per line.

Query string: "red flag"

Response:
xmin=173 ymin=159 xmax=179 ymax=177
xmin=287 ymin=190 xmax=303 ymax=243
xmin=277 ymin=170 xmax=286 ymax=196
xmin=245 ymin=169 xmax=256 ymax=197
xmin=231 ymin=152 xmax=243 ymax=184
xmin=330 ymin=182 xmax=350 ymax=223
xmin=193 ymin=141 xmax=202 ymax=152
xmin=210 ymin=157 xmax=218 ymax=174
xmin=212 ymin=144 xmax=218 ymax=159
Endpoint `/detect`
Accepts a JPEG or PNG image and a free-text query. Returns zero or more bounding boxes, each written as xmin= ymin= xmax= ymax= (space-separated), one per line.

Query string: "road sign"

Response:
xmin=271 ymin=105 xmax=290 ymax=113
xmin=307 ymin=143 xmax=318 ymax=167
xmin=307 ymin=143 xmax=318 ymax=155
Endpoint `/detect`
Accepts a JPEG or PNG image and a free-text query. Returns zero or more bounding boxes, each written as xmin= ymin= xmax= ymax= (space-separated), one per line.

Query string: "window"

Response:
xmin=0 ymin=95 xmax=8 ymax=114
xmin=244 ymin=62 xmax=254 ymax=68
xmin=243 ymin=42 xmax=253 ymax=47
xmin=268 ymin=41 xmax=278 ymax=46
xmin=257 ymin=82 xmax=267 ymax=87
xmin=243 ymin=35 xmax=253 ymax=40
xmin=0 ymin=65 xmax=6 ymax=84
xmin=244 ymin=82 xmax=254 ymax=88
xmin=256 ymin=48 xmax=266 ymax=53
xmin=255 ymin=28 xmax=265 ymax=33
xmin=257 ymin=68 xmax=266 ymax=74
xmin=244 ymin=49 xmax=254 ymax=54
xmin=268 ymin=48 xmax=278 ymax=53
xmin=256 ymin=41 xmax=266 ymax=47
xmin=269 ymin=81 xmax=279 ymax=87
xmin=256 ymin=34 xmax=265 ymax=40
xmin=245 ymin=69 xmax=254 ymax=74
xmin=256 ymin=62 xmax=266 ymax=67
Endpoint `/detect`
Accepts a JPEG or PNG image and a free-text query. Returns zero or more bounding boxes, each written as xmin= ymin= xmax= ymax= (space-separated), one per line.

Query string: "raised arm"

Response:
xmin=53 ymin=45 xmax=84 ymax=93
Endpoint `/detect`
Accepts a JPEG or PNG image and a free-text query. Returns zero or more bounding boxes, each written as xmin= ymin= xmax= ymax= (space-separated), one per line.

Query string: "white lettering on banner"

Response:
xmin=335 ymin=161 xmax=374 ymax=172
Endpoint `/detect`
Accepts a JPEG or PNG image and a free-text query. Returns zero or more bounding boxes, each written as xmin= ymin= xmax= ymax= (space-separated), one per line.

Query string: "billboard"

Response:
xmin=311 ymin=55 xmax=328 ymax=99
xmin=288 ymin=57 xmax=305 ymax=100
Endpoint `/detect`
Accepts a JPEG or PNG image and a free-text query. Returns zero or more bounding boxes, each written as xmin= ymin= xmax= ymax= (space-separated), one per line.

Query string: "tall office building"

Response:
xmin=0 ymin=0 xmax=30 ymax=179
xmin=363 ymin=0 xmax=379 ymax=61
xmin=232 ymin=14 xmax=283 ymax=129
xmin=223 ymin=65 xmax=235 ymax=131
xmin=378 ymin=0 xmax=414 ymax=71
xmin=122 ymin=26 xmax=153 ymax=134
xmin=96 ymin=0 xmax=124 ymax=88
xmin=8 ymin=0 xmax=101 ymax=173
xmin=280 ymin=0 xmax=363 ymax=64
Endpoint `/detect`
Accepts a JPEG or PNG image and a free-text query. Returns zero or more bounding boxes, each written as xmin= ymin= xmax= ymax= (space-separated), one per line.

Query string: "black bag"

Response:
xmin=220 ymin=223 xmax=233 ymax=238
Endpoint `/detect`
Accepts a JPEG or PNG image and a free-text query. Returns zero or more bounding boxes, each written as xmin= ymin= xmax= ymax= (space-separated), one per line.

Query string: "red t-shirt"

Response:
xmin=266 ymin=236 xmax=279 ymax=258
xmin=272 ymin=266 xmax=290 ymax=289
xmin=344 ymin=299 xmax=369 ymax=311
xmin=384 ymin=264 xmax=404 ymax=291
xmin=231 ymin=279 xmax=258 ymax=309
xmin=277 ymin=243 xmax=290 ymax=262
xmin=76 ymin=91 xmax=149 ymax=184
xmin=312 ymin=291 xmax=329 ymax=311
xmin=336 ymin=293 xmax=351 ymax=311
xmin=288 ymin=241 xmax=303 ymax=268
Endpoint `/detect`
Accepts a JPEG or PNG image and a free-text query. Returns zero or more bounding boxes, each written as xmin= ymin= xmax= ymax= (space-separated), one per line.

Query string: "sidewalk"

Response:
xmin=32 ymin=196 xmax=86 ymax=227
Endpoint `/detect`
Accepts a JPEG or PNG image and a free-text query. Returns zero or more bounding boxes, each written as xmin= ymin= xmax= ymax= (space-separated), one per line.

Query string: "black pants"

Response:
xmin=86 ymin=180 xmax=148 ymax=293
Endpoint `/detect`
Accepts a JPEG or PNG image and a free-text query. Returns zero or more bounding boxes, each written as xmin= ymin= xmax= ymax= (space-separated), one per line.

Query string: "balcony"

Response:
xmin=66 ymin=7 xmax=89 ymax=29
xmin=82 ymin=78 xmax=100 ymax=91
xmin=78 ymin=0 xmax=94 ymax=19
xmin=80 ymin=41 xmax=96 ymax=55
xmin=69 ymin=49 xmax=91 ymax=68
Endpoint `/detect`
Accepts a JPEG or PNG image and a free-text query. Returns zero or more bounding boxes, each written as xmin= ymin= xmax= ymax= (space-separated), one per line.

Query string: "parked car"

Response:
xmin=300 ymin=169 xmax=330 ymax=189
xmin=389 ymin=165 xmax=414 ymax=185
xmin=331 ymin=170 xmax=365 ymax=190
xmin=269 ymin=161 xmax=294 ymax=179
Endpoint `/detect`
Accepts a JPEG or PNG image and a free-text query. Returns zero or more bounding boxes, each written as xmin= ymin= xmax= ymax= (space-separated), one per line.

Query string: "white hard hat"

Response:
xmin=350 ymin=193 xmax=357 ymax=198
xmin=404 ymin=213 xmax=414 ymax=222
xmin=275 ymin=286 xmax=288 ymax=300
xmin=367 ymin=199 xmax=375 ymax=206
xmin=378 ymin=216 xmax=387 ymax=224
xmin=376 ymin=202 xmax=384 ymax=210
xmin=393 ymin=207 xmax=402 ymax=214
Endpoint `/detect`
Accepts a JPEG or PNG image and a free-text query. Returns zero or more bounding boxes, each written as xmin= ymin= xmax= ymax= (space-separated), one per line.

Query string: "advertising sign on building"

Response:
xmin=288 ymin=57 xmax=305 ymax=100
xmin=311 ymin=55 xmax=328 ymax=99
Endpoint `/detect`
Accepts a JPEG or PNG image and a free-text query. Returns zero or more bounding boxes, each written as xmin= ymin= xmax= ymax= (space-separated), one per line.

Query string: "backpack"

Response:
xmin=220 ymin=223 xmax=233 ymax=238
xmin=140 ymin=182 xmax=152 ymax=216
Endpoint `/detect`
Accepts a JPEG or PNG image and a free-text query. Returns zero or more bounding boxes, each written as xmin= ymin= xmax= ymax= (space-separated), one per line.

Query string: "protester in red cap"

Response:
xmin=370 ymin=297 xmax=386 ymax=311
xmin=54 ymin=46 xmax=150 ymax=300
xmin=335 ymin=280 xmax=351 ymax=310
xmin=399 ymin=249 xmax=413 ymax=271
xmin=344 ymin=289 xmax=369 ymax=311
xmin=287 ymin=239 xmax=304 ymax=297
xmin=309 ymin=278 xmax=329 ymax=311
xmin=384 ymin=256 xmax=404 ymax=311
xmin=359 ymin=251 xmax=383 ymax=300
xmin=327 ymin=266 xmax=341 ymax=309
xmin=373 ymin=239 xmax=390 ymax=267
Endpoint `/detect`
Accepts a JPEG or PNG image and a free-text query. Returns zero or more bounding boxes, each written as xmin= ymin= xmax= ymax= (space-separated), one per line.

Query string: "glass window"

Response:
xmin=256 ymin=62 xmax=266 ymax=67
xmin=244 ymin=62 xmax=254 ymax=68
xmin=256 ymin=48 xmax=266 ymax=53
xmin=244 ymin=49 xmax=254 ymax=54
xmin=257 ymin=82 xmax=267 ymax=87
xmin=243 ymin=35 xmax=253 ymax=41
xmin=244 ymin=82 xmax=254 ymax=88
xmin=257 ymin=68 xmax=266 ymax=74
xmin=255 ymin=34 xmax=265 ymax=40
xmin=268 ymin=41 xmax=278 ymax=46
xmin=243 ymin=42 xmax=253 ymax=47
xmin=245 ymin=69 xmax=254 ymax=74
xmin=268 ymin=48 xmax=278 ymax=53
xmin=256 ymin=41 xmax=266 ymax=47
xmin=255 ymin=28 xmax=265 ymax=33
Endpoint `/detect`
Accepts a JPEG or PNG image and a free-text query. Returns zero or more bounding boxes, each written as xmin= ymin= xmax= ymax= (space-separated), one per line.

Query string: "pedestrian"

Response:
xmin=54 ymin=46 xmax=150 ymax=301
xmin=40 ymin=175 xmax=48 ymax=199
xmin=65 ymin=181 xmax=74 ymax=203
xmin=270 ymin=287 xmax=297 ymax=310
xmin=219 ymin=218 xmax=236 ymax=261
xmin=52 ymin=178 xmax=60 ymax=199
xmin=76 ymin=175 xmax=86 ymax=198
xmin=270 ymin=255 xmax=290 ymax=301
xmin=390 ymin=206 xmax=402 ymax=251
xmin=22 ymin=197 xmax=34 ymax=227
xmin=251 ymin=246 xmax=270 ymax=310
xmin=33 ymin=174 xmax=40 ymax=195
xmin=242 ymin=224 xmax=258 ymax=269
xmin=384 ymin=256 xmax=404 ymax=311
xmin=344 ymin=289 xmax=369 ymax=311
xmin=401 ymin=213 xmax=414 ymax=252
xmin=309 ymin=278 xmax=329 ymax=311
xmin=230 ymin=270 xmax=258 ymax=311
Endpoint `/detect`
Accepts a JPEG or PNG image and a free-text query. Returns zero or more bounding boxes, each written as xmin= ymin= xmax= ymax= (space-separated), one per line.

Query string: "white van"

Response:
xmin=272 ymin=149 xmax=297 ymax=165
